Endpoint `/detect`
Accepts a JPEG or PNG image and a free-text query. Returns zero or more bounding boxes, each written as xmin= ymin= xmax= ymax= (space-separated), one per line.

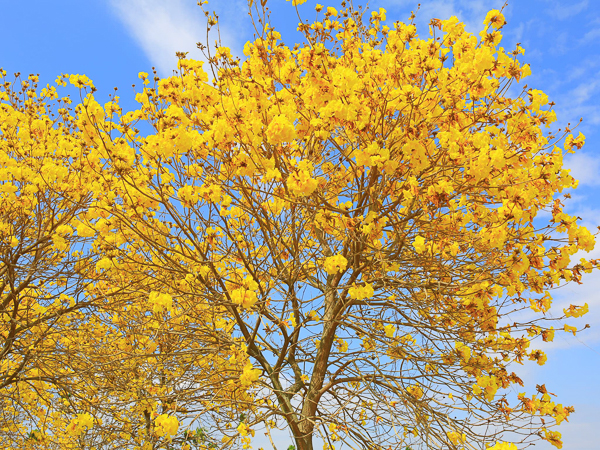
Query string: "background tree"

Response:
xmin=0 ymin=72 xmax=252 ymax=449
xmin=0 ymin=70 xmax=109 ymax=447
xmin=84 ymin=2 xmax=597 ymax=450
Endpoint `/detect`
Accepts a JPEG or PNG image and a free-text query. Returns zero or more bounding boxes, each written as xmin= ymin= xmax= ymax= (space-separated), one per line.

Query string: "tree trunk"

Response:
xmin=294 ymin=433 xmax=314 ymax=450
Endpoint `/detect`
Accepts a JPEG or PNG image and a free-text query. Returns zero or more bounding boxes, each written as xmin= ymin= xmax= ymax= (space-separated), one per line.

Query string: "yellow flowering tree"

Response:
xmin=0 ymin=73 xmax=249 ymax=449
xmin=77 ymin=2 xmax=595 ymax=450
xmin=1 ymin=2 xmax=597 ymax=450
xmin=0 ymin=70 xmax=112 ymax=447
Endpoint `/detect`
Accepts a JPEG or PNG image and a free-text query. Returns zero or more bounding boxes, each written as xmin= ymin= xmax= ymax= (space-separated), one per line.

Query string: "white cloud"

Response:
xmin=107 ymin=0 xmax=246 ymax=76
xmin=549 ymin=73 xmax=600 ymax=132
xmin=510 ymin=21 xmax=525 ymax=42
xmin=570 ymin=77 xmax=600 ymax=106
xmin=565 ymin=57 xmax=600 ymax=82
xmin=545 ymin=0 xmax=589 ymax=20
xmin=580 ymin=27 xmax=600 ymax=45
xmin=550 ymin=30 xmax=569 ymax=55
xmin=566 ymin=152 xmax=600 ymax=187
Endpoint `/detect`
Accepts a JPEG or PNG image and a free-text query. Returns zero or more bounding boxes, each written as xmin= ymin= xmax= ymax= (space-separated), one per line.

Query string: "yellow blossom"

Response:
xmin=155 ymin=414 xmax=179 ymax=438
xmin=413 ymin=236 xmax=426 ymax=254
xmin=323 ymin=254 xmax=348 ymax=274
xmin=149 ymin=291 xmax=173 ymax=313
xmin=384 ymin=324 xmax=396 ymax=338
xmin=266 ymin=114 xmax=295 ymax=144
xmin=406 ymin=385 xmax=424 ymax=399
xmin=483 ymin=10 xmax=505 ymax=29
xmin=348 ymin=283 xmax=374 ymax=300
xmin=240 ymin=362 xmax=261 ymax=387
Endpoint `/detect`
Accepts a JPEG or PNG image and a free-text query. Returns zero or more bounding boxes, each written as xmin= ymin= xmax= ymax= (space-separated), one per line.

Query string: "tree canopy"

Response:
xmin=0 ymin=2 xmax=596 ymax=450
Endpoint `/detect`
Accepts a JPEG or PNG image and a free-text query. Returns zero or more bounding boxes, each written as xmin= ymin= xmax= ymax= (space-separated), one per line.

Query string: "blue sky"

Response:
xmin=2 ymin=0 xmax=599 ymax=449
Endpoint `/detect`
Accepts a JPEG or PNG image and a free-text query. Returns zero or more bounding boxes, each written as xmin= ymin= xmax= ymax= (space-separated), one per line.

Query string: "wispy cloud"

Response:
xmin=550 ymin=30 xmax=570 ymax=55
xmin=545 ymin=0 xmax=589 ymax=20
xmin=580 ymin=27 xmax=600 ymax=45
xmin=566 ymin=153 xmax=600 ymax=187
xmin=565 ymin=57 xmax=600 ymax=82
xmin=107 ymin=0 xmax=246 ymax=76
xmin=509 ymin=21 xmax=525 ymax=42
xmin=551 ymin=72 xmax=600 ymax=131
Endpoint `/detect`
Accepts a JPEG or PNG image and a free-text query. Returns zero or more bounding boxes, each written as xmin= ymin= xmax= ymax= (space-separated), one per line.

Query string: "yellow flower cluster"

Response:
xmin=483 ymin=10 xmax=505 ymax=29
xmin=384 ymin=324 xmax=396 ymax=338
xmin=149 ymin=291 xmax=173 ymax=313
xmin=455 ymin=342 xmax=471 ymax=363
xmin=412 ymin=236 xmax=426 ymax=254
xmin=266 ymin=114 xmax=296 ymax=145
xmin=155 ymin=414 xmax=179 ymax=438
xmin=543 ymin=430 xmax=563 ymax=448
xmin=231 ymin=288 xmax=258 ymax=309
xmin=288 ymin=169 xmax=319 ymax=197
xmin=323 ymin=254 xmax=348 ymax=275
xmin=68 ymin=73 xmax=94 ymax=88
xmin=472 ymin=375 xmax=499 ymax=401
xmin=406 ymin=385 xmax=424 ymax=399
xmin=487 ymin=442 xmax=517 ymax=450
xmin=447 ymin=431 xmax=466 ymax=445
xmin=288 ymin=160 xmax=319 ymax=197
xmin=335 ymin=337 xmax=349 ymax=353
xmin=66 ymin=413 xmax=94 ymax=436
xmin=230 ymin=276 xmax=260 ymax=309
xmin=240 ymin=362 xmax=261 ymax=387
xmin=354 ymin=142 xmax=389 ymax=167
xmin=237 ymin=422 xmax=256 ymax=437
xmin=348 ymin=283 xmax=374 ymax=300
